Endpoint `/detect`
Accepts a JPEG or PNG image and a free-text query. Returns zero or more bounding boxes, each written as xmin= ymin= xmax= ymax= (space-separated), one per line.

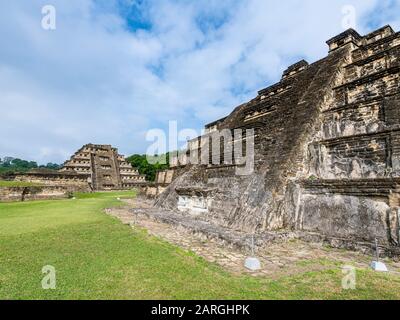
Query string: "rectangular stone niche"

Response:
xmin=177 ymin=195 xmax=209 ymax=214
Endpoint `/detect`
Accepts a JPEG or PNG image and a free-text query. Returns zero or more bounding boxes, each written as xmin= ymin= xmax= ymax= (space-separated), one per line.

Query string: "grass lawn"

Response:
xmin=1 ymin=191 xmax=400 ymax=300
xmin=0 ymin=180 xmax=43 ymax=187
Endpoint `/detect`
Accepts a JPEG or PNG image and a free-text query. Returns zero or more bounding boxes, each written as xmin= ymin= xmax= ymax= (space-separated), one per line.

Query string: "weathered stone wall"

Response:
xmin=156 ymin=26 xmax=400 ymax=250
xmin=155 ymin=170 xmax=176 ymax=184
xmin=156 ymin=39 xmax=350 ymax=233
xmin=13 ymin=173 xmax=89 ymax=189
xmin=0 ymin=186 xmax=71 ymax=202
xmin=289 ymin=179 xmax=400 ymax=245
xmin=138 ymin=169 xmax=178 ymax=198
xmin=140 ymin=185 xmax=168 ymax=198
xmin=295 ymin=26 xmax=400 ymax=246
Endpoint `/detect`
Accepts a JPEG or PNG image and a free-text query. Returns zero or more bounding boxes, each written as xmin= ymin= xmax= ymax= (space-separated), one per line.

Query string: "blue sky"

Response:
xmin=0 ymin=0 xmax=399 ymax=163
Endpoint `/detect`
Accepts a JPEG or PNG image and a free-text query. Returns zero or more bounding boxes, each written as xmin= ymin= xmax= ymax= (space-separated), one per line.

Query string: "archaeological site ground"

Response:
xmin=3 ymin=0 xmax=400 ymax=307
xmin=1 ymin=24 xmax=400 ymax=302
xmin=2 ymin=191 xmax=400 ymax=300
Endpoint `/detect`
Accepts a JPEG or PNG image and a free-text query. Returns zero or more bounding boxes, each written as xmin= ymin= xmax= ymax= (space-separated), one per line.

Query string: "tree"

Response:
xmin=0 ymin=156 xmax=61 ymax=175
xmin=126 ymin=154 xmax=170 ymax=182
xmin=40 ymin=163 xmax=61 ymax=170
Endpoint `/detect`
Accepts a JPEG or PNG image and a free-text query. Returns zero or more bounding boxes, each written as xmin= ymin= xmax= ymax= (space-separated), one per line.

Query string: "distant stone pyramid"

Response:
xmin=60 ymin=144 xmax=146 ymax=190
xmin=156 ymin=25 xmax=400 ymax=250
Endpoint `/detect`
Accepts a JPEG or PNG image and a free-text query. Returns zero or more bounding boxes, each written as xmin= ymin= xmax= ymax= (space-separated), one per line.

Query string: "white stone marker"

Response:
xmin=244 ymin=235 xmax=261 ymax=271
xmin=245 ymin=257 xmax=261 ymax=271
xmin=370 ymin=261 xmax=388 ymax=272
xmin=371 ymin=238 xmax=388 ymax=272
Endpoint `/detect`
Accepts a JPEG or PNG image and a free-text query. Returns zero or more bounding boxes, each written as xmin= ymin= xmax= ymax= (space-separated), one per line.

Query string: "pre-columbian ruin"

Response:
xmin=2 ymin=0 xmax=400 ymax=302
xmin=154 ymin=25 xmax=400 ymax=254
xmin=60 ymin=144 xmax=146 ymax=190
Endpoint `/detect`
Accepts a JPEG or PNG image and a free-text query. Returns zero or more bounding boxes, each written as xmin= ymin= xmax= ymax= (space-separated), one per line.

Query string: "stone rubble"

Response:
xmin=106 ymin=198 xmax=400 ymax=277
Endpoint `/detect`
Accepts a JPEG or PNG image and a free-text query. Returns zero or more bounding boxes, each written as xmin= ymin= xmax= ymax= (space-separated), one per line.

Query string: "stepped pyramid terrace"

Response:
xmin=60 ymin=144 xmax=146 ymax=190
xmin=149 ymin=25 xmax=400 ymax=254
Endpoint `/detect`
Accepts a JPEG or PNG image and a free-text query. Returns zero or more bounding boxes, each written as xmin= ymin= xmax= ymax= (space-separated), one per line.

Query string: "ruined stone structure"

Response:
xmin=60 ymin=144 xmax=146 ymax=190
xmin=141 ymin=170 xmax=177 ymax=198
xmin=0 ymin=186 xmax=73 ymax=202
xmin=1 ymin=144 xmax=145 ymax=197
xmin=10 ymin=169 xmax=89 ymax=190
xmin=0 ymin=169 xmax=90 ymax=202
xmin=156 ymin=26 xmax=400 ymax=251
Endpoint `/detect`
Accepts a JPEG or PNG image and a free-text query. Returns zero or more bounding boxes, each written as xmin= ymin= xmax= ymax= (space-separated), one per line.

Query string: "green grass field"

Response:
xmin=1 ymin=191 xmax=400 ymax=300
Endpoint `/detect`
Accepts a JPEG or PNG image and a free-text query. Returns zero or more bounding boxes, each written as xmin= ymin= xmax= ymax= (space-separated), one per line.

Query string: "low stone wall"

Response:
xmin=138 ymin=184 xmax=169 ymax=198
xmin=139 ymin=168 xmax=184 ymax=199
xmin=4 ymin=171 xmax=91 ymax=192
xmin=293 ymin=179 xmax=400 ymax=246
xmin=300 ymin=194 xmax=390 ymax=244
xmin=0 ymin=186 xmax=72 ymax=202
xmin=155 ymin=170 xmax=176 ymax=184
xmin=134 ymin=169 xmax=178 ymax=198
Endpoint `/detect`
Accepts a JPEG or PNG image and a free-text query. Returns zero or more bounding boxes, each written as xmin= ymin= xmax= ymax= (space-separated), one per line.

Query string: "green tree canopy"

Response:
xmin=126 ymin=154 xmax=170 ymax=182
xmin=0 ymin=157 xmax=61 ymax=175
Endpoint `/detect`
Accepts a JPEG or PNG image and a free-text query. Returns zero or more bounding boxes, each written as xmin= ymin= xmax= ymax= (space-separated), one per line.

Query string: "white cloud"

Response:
xmin=0 ymin=0 xmax=396 ymax=163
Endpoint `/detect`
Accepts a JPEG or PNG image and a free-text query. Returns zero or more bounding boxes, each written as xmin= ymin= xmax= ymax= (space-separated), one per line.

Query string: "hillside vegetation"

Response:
xmin=0 ymin=157 xmax=60 ymax=175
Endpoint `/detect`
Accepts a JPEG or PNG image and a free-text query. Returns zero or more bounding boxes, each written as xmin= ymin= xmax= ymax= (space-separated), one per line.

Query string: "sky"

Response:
xmin=0 ymin=0 xmax=399 ymax=164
